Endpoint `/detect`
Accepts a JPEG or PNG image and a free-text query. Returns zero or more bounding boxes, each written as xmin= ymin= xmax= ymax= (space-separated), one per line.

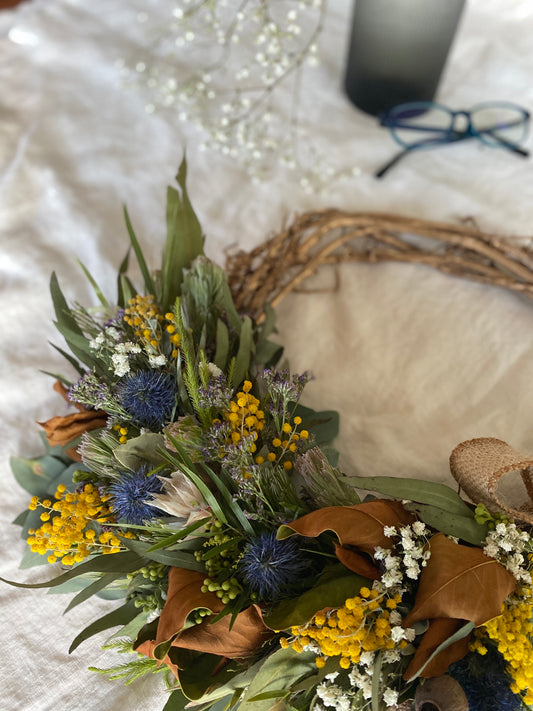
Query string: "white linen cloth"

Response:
xmin=1 ymin=1 xmax=533 ymax=709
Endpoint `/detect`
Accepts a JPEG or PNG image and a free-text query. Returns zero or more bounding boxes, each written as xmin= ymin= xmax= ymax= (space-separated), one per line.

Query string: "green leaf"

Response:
xmin=247 ymin=690 xmax=290 ymax=702
xmin=0 ymin=550 xmax=146 ymax=589
xmin=113 ymin=433 xmax=167 ymax=471
xmin=348 ymin=476 xmax=476 ymax=518
xmin=162 ymin=689 xmax=190 ymax=711
xmin=404 ymin=502 xmax=488 ymax=545
xmin=76 ymin=259 xmax=109 ymax=307
xmin=160 ymin=158 xmax=205 ymax=313
xmin=123 ymin=205 xmax=156 ymax=296
xmin=50 ymin=272 xmax=84 ymax=338
xmin=264 ymin=569 xmax=368 ymax=630
xmin=238 ymin=647 xmax=316 ymax=711
xmin=214 ymin=319 xmax=230 ymax=371
xmin=175 ymin=650 xmax=223 ymax=700
xmin=405 ymin=621 xmax=475 ymax=683
xmin=117 ymin=248 xmax=131 ymax=307
xmin=293 ymin=405 xmax=339 ymax=446
xmin=147 ymin=517 xmax=209 ymax=552
xmin=119 ymin=274 xmax=136 ymax=305
xmin=371 ymin=650 xmax=382 ymax=711
xmin=232 ymin=315 xmax=253 ymax=388
xmin=63 ymin=572 xmax=126 ymax=613
xmin=121 ymin=538 xmax=204 ymax=571
xmin=49 ymin=342 xmax=85 ymax=376
xmin=69 ymin=599 xmax=139 ymax=653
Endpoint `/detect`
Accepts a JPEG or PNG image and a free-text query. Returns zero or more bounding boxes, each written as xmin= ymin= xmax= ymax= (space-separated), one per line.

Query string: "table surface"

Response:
xmin=1 ymin=1 xmax=533 ymax=709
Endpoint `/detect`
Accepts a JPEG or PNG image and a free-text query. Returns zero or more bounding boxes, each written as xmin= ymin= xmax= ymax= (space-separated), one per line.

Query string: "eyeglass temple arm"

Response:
xmin=374 ymin=147 xmax=411 ymax=179
xmin=482 ymin=129 xmax=529 ymax=157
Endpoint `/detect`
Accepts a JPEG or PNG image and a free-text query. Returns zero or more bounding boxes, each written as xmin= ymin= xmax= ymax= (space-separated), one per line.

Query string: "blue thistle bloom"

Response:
xmin=116 ymin=370 xmax=176 ymax=430
xmin=449 ymin=647 xmax=523 ymax=711
xmin=240 ymin=531 xmax=311 ymax=602
xmin=107 ymin=467 xmax=165 ymax=525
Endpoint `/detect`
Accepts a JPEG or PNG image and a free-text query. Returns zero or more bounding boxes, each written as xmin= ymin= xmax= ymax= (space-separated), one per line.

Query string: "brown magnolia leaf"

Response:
xmin=155 ymin=568 xmax=223 ymax=645
xmin=402 ymin=533 xmax=516 ymax=628
xmin=334 ymin=543 xmax=381 ymax=579
xmin=53 ymin=380 xmax=84 ymax=411
xmin=135 ymin=639 xmax=180 ymax=678
xmin=38 ymin=409 xmax=107 ymax=459
xmin=404 ymin=617 xmax=471 ymax=680
xmin=280 ymin=500 xmax=414 ymax=556
xmin=174 ymin=604 xmax=271 ymax=658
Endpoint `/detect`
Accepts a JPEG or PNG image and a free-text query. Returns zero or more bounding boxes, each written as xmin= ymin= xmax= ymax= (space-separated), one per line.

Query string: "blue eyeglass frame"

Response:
xmin=375 ymin=100 xmax=530 ymax=179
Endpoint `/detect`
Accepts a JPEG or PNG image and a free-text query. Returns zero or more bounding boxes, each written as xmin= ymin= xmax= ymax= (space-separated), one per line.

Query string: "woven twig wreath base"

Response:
xmin=227 ymin=208 xmax=533 ymax=521
xmin=226 ymin=209 xmax=533 ymax=321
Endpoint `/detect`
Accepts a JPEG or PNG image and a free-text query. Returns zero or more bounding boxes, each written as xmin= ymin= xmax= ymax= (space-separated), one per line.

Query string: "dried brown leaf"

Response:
xmin=403 ymin=617 xmax=471 ymax=680
xmin=402 ymin=533 xmax=516 ymax=628
xmin=282 ymin=500 xmax=414 ymax=556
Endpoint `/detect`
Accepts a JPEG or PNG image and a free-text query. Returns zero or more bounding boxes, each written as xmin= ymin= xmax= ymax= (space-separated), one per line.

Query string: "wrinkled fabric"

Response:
xmin=1 ymin=1 xmax=533 ymax=709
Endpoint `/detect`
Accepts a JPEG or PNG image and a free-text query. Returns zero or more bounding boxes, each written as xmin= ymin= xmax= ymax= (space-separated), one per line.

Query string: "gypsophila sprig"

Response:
xmin=8 ymin=162 xmax=533 ymax=711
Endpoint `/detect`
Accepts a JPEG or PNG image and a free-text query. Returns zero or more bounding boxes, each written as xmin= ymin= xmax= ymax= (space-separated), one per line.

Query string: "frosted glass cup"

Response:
xmin=345 ymin=0 xmax=466 ymax=116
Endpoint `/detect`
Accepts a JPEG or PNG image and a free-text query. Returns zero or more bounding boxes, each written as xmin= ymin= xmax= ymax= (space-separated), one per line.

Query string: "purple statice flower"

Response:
xmin=240 ymin=531 xmax=311 ymax=602
xmin=107 ymin=466 xmax=166 ymax=525
xmin=116 ymin=370 xmax=176 ymax=430
xmin=198 ymin=373 xmax=232 ymax=411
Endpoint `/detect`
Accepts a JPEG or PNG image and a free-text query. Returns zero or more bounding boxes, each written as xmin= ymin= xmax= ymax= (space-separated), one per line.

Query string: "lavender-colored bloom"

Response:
xmin=107 ymin=467 xmax=166 ymax=525
xmin=240 ymin=531 xmax=311 ymax=602
xmin=116 ymin=370 xmax=176 ymax=430
xmin=198 ymin=373 xmax=232 ymax=411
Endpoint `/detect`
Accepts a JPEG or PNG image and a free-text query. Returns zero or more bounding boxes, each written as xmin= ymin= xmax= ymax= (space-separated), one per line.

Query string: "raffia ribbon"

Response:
xmin=450 ymin=437 xmax=533 ymax=524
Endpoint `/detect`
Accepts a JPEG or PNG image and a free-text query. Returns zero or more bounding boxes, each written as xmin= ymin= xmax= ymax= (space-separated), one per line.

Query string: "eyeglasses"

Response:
xmin=376 ymin=101 xmax=530 ymax=178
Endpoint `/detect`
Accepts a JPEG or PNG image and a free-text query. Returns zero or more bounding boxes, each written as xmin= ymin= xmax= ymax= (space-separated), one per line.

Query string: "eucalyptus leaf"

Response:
xmin=238 ymin=647 xmax=317 ymax=711
xmin=49 ymin=342 xmax=85 ymax=376
xmin=264 ymin=570 xmax=368 ymax=630
xmin=69 ymin=599 xmax=139 ymax=653
xmin=121 ymin=537 xmax=204 ymax=571
xmin=404 ymin=502 xmax=488 ymax=545
xmin=113 ymin=433 xmax=167 ymax=471
xmin=293 ymin=405 xmax=339 ymax=447
xmin=63 ymin=572 xmax=126 ymax=613
xmin=348 ymin=475 xmax=476 ymax=518
xmin=0 ymin=550 xmax=146 ymax=589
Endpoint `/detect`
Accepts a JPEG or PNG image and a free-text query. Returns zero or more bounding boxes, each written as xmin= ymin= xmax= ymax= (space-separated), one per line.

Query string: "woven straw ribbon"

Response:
xmin=227 ymin=209 xmax=533 ymax=522
xmin=450 ymin=438 xmax=533 ymax=524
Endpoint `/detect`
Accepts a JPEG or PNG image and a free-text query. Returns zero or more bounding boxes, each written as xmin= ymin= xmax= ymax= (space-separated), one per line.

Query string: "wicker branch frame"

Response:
xmin=226 ymin=209 xmax=533 ymax=320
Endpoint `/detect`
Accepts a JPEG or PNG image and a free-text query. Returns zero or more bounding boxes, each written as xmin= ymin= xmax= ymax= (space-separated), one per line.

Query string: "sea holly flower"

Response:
xmin=107 ymin=467 xmax=166 ymax=525
xmin=116 ymin=370 xmax=176 ymax=430
xmin=240 ymin=531 xmax=311 ymax=602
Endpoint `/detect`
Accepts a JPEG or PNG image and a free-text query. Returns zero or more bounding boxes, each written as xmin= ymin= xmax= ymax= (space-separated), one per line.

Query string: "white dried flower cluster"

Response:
xmin=110 ymin=341 xmax=142 ymax=377
xmin=348 ymin=655 xmax=401 ymax=706
xmin=483 ymin=521 xmax=532 ymax=584
xmin=374 ymin=521 xmax=431 ymax=591
xmin=316 ymin=679 xmax=351 ymax=711
xmin=118 ymin=1 xmax=360 ymax=190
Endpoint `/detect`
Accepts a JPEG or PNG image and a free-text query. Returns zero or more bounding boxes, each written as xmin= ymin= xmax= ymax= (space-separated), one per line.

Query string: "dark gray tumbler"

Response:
xmin=345 ymin=0 xmax=466 ymax=116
